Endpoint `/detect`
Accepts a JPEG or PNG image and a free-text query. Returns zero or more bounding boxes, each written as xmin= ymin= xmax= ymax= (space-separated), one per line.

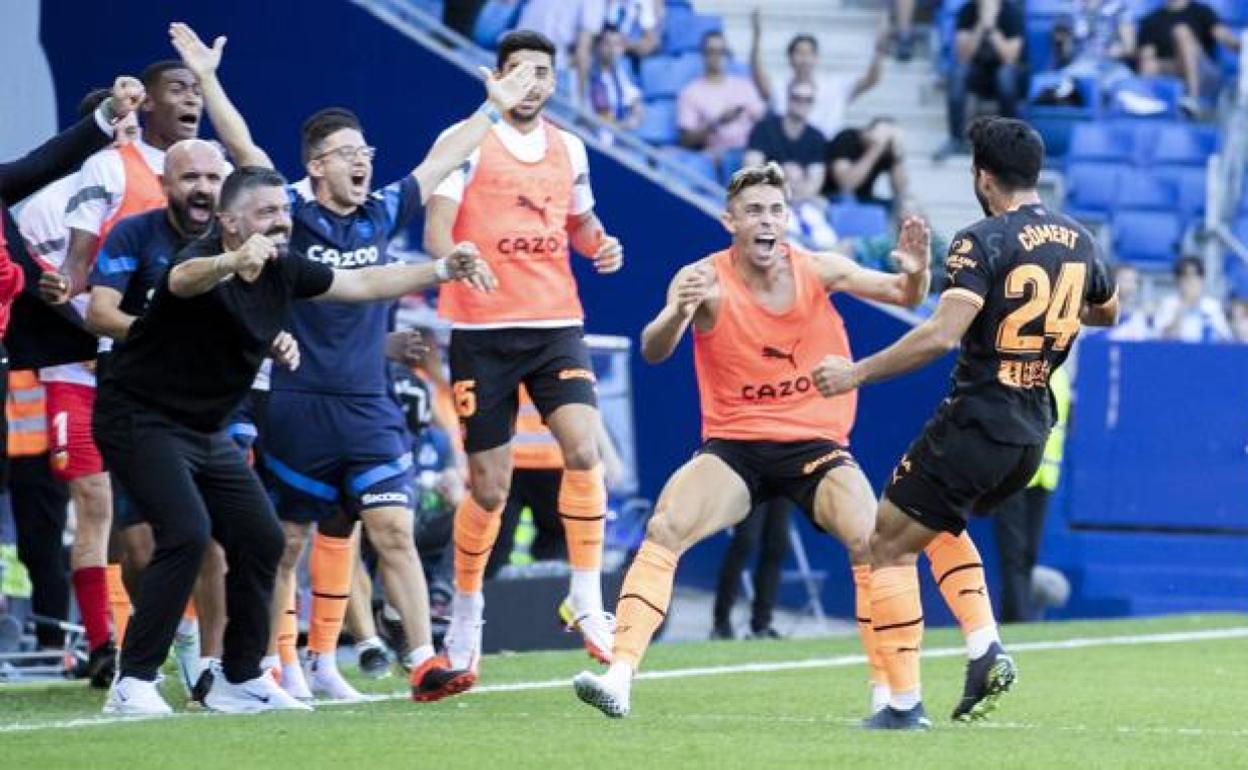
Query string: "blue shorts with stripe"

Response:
xmin=261 ymin=391 xmax=414 ymax=522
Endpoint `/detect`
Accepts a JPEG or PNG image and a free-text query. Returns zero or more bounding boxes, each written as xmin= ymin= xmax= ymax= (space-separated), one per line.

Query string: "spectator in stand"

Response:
xmin=1154 ymin=256 xmax=1231 ymax=342
xmin=1106 ymin=262 xmax=1154 ymax=340
xmin=1136 ymin=0 xmax=1242 ymax=117
xmin=1053 ymin=0 xmax=1136 ymax=88
xmin=589 ymin=24 xmax=644 ymax=131
xmin=677 ymin=31 xmax=766 ymax=160
xmin=744 ymin=82 xmax=826 ymax=202
xmin=751 ymin=11 xmax=889 ymax=141
xmin=603 ymin=0 xmax=663 ymax=62
xmin=1229 ymin=297 xmax=1248 ymax=343
xmin=936 ymin=0 xmax=1025 ymax=160
xmin=825 ymin=117 xmax=911 ymax=211
xmin=892 ymin=0 xmax=919 ymax=61
xmin=517 ymin=0 xmax=607 ymax=103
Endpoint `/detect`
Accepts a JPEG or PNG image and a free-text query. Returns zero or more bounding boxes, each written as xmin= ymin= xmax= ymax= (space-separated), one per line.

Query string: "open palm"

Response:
xmin=169 ymin=22 xmax=225 ymax=77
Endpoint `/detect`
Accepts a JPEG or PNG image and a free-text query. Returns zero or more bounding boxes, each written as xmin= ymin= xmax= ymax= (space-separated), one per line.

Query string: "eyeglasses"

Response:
xmin=313 ymin=145 xmax=377 ymax=162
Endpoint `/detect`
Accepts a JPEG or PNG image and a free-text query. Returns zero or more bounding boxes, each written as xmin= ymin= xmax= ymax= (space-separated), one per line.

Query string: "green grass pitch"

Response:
xmin=2 ymin=613 xmax=1245 ymax=769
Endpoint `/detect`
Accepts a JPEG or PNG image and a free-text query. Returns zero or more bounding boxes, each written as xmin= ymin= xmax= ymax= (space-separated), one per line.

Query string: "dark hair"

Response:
xmin=78 ymin=88 xmax=111 ymax=119
xmin=301 ymin=107 xmax=362 ymax=164
xmin=141 ymin=60 xmax=192 ymax=90
xmin=1174 ymin=255 xmax=1205 ymax=278
xmin=787 ymin=34 xmax=818 ymax=57
xmin=726 ymin=161 xmax=787 ymax=201
xmin=496 ymin=29 xmax=557 ymax=70
xmin=967 ymin=117 xmax=1044 ymax=191
xmin=219 ymin=166 xmax=288 ymax=211
xmin=701 ymin=29 xmax=726 ymax=50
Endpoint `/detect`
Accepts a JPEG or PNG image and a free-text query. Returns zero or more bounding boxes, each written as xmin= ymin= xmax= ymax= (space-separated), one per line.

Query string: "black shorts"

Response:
xmin=449 ymin=326 xmax=597 ymax=454
xmin=698 ymin=438 xmax=858 ymax=528
xmin=884 ymin=412 xmax=1044 ymax=535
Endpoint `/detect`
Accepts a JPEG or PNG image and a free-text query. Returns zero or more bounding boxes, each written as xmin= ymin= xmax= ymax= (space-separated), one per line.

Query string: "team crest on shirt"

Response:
xmin=952 ymin=237 xmax=974 ymax=256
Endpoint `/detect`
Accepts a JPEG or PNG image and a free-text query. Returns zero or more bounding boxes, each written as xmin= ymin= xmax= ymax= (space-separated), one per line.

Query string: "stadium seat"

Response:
xmin=640 ymin=54 xmax=702 ymax=99
xmin=1155 ymin=165 xmax=1209 ymax=223
xmin=1115 ymin=168 xmax=1177 ymax=211
xmin=1067 ymin=123 xmax=1133 ymax=165
xmin=1112 ymin=209 xmax=1183 ymax=266
xmin=1147 ymin=123 xmax=1218 ymax=167
xmin=1064 ymin=161 xmax=1124 ymax=220
xmin=661 ymin=147 xmax=717 ymax=182
xmin=637 ymin=98 xmax=678 ymax=145
xmin=829 ymin=201 xmax=889 ymax=239
xmin=1234 ymin=214 xmax=1248 ymax=246
xmin=1107 ymin=76 xmax=1183 ymax=119
xmin=719 ymin=147 xmax=745 ymax=186
xmin=663 ymin=10 xmax=723 ymax=54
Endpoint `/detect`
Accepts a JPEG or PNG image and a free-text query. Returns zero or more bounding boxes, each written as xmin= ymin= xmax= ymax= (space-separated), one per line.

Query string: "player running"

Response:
xmin=811 ymin=118 xmax=1118 ymax=730
xmin=423 ymin=29 xmax=624 ymax=677
xmin=171 ymin=21 xmax=537 ymax=702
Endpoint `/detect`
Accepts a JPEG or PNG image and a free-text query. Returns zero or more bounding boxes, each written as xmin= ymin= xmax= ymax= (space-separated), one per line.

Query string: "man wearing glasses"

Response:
xmin=677 ymin=30 xmax=766 ymax=160
xmin=168 ymin=22 xmax=535 ymax=704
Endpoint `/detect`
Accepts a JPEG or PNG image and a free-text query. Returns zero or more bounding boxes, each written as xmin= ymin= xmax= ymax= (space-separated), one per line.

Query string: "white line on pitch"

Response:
xmin=2 ymin=625 xmax=1245 ymax=735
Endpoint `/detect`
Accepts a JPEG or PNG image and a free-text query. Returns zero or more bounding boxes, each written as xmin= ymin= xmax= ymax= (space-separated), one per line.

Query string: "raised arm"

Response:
xmin=814 ymin=216 xmax=931 ymax=308
xmin=812 ymin=290 xmax=978 ymax=397
xmin=749 ymin=9 xmax=774 ymax=104
xmin=640 ymin=263 xmax=711 ymax=364
xmin=410 ymin=63 xmax=536 ymax=201
xmin=170 ymin=23 xmax=272 ymax=168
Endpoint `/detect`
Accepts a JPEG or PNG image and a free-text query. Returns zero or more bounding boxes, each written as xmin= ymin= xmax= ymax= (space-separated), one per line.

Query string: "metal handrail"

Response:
xmin=348 ymin=0 xmax=727 ymax=218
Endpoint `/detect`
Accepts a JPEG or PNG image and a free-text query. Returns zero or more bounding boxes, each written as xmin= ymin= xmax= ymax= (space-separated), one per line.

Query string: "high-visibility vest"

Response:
xmin=96 ymin=142 xmax=166 ymax=252
xmin=1030 ymin=365 xmax=1071 ymax=491
xmin=6 ymin=370 xmax=49 ymax=456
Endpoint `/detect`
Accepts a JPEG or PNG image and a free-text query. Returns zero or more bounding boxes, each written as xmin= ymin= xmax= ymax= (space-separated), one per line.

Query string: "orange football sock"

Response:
xmin=308 ymin=533 xmax=353 ymax=656
xmin=851 ymin=565 xmax=888 ymax=686
xmin=277 ymin=577 xmax=299 ymax=666
xmin=925 ymin=531 xmax=995 ymax=635
xmin=105 ymin=563 xmax=130 ymax=649
xmin=559 ymin=464 xmax=606 ymax=571
xmin=453 ymin=496 xmax=503 ymax=594
xmin=870 ymin=565 xmax=924 ymax=698
xmin=612 ymin=541 xmax=678 ymax=671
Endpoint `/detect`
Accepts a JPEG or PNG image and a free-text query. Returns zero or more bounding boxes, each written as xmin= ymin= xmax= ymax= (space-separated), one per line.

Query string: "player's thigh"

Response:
xmin=647 ymin=454 xmax=752 ymax=554
xmin=810 ymin=463 xmax=877 ymax=556
xmin=360 ymin=505 xmax=416 ymax=556
xmin=449 ymin=329 xmax=525 ymax=455
xmin=47 ymin=382 xmax=105 ymax=484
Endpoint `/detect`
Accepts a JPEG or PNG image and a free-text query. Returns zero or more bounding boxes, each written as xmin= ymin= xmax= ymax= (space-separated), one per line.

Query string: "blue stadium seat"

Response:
xmin=1067 ymin=123 xmax=1133 ymax=164
xmin=663 ymin=10 xmax=723 ymax=54
xmin=1154 ymin=165 xmax=1209 ymax=223
xmin=719 ymin=147 xmax=745 ymax=186
xmin=640 ymin=54 xmax=702 ymax=99
xmin=1148 ymin=123 xmax=1218 ymax=167
xmin=1065 ymin=162 xmax=1123 ymax=221
xmin=829 ymin=201 xmax=889 ymax=239
xmin=1107 ymin=76 xmax=1183 ymax=119
xmin=1115 ymin=168 xmax=1177 ymax=211
xmin=661 ymin=147 xmax=717 ymax=182
xmin=1112 ymin=209 xmax=1183 ymax=266
xmin=1024 ymin=73 xmax=1101 ymax=160
xmin=637 ymin=98 xmax=678 ymax=145
xmin=1024 ymin=0 xmax=1074 ymax=17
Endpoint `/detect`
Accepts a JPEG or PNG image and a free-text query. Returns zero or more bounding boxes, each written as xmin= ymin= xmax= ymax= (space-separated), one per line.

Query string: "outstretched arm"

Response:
xmin=640 ymin=263 xmax=711 ymax=364
xmin=170 ymin=22 xmax=272 ymax=168
xmin=318 ymin=242 xmax=495 ymax=303
xmin=814 ymin=216 xmax=931 ymax=308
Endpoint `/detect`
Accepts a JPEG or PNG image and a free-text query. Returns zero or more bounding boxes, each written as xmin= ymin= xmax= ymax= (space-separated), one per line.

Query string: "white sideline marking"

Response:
xmin=2 ymin=625 xmax=1246 ymax=735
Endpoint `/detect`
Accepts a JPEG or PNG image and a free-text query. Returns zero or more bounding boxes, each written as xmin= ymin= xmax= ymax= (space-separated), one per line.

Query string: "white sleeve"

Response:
xmin=64 ymin=152 xmax=122 ymax=236
xmin=561 ymin=131 xmax=595 ymax=216
xmin=639 ymin=0 xmax=657 ymax=29
xmin=1151 ymin=296 xmax=1178 ymax=331
xmin=429 ymin=123 xmax=477 ymax=203
xmin=1206 ymin=300 xmax=1233 ymax=341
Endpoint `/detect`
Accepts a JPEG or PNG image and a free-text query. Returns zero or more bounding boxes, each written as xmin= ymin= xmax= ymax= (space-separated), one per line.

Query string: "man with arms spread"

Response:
xmin=423 ymin=29 xmax=625 ymax=679
xmin=812 ymin=117 xmax=1118 ymax=730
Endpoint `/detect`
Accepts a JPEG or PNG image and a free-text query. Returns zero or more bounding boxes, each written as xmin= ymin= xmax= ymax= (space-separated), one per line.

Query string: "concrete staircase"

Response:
xmin=696 ymin=0 xmax=984 ymax=236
